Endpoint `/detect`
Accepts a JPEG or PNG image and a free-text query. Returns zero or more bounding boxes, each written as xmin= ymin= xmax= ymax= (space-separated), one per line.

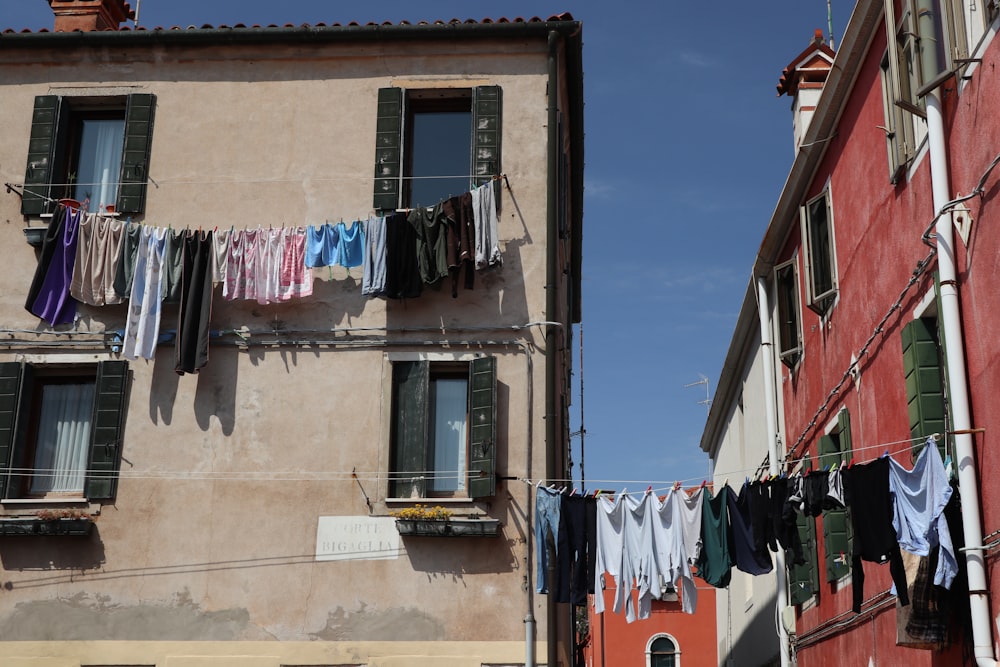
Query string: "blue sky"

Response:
xmin=4 ymin=0 xmax=847 ymax=490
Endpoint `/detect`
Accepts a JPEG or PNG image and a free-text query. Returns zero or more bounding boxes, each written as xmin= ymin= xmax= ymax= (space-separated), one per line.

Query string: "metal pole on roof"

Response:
xmin=827 ymin=0 xmax=835 ymax=50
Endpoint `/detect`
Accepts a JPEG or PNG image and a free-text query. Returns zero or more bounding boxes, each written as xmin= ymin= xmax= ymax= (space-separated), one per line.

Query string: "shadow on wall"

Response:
xmin=0 ymin=528 xmax=106 ymax=572
xmin=148 ymin=344 xmax=238 ymax=435
xmin=718 ymin=588 xmax=781 ymax=667
xmin=402 ymin=531 xmax=518 ymax=578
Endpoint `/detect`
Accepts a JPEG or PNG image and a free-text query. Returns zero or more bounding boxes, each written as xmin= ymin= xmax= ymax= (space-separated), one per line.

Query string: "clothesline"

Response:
xmin=517 ymin=430 xmax=974 ymax=499
xmin=6 ymin=172 xmax=510 ymax=191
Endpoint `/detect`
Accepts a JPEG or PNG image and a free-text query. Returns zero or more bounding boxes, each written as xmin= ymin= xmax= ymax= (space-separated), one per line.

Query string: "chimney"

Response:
xmin=776 ymin=30 xmax=836 ymax=151
xmin=48 ymin=0 xmax=134 ymax=32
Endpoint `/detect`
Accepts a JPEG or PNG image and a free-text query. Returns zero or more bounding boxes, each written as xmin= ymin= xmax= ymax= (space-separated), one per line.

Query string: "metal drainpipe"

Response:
xmin=757 ymin=276 xmax=791 ymax=667
xmin=546 ymin=28 xmax=562 ymax=667
xmin=925 ymin=89 xmax=997 ymax=667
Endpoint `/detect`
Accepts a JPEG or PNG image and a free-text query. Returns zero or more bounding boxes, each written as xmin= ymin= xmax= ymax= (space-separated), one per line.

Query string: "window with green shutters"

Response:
xmin=372 ymin=86 xmax=501 ymax=211
xmin=820 ymin=409 xmax=853 ymax=582
xmin=788 ymin=512 xmax=819 ymax=605
xmin=389 ymin=356 xmax=497 ymax=499
xmin=0 ymin=360 xmax=130 ymax=502
xmin=901 ymin=317 xmax=948 ymax=458
xmin=21 ymin=94 xmax=155 ymax=216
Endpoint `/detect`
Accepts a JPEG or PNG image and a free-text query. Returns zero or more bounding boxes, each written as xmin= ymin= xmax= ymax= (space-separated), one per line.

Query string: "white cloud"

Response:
xmin=679 ymin=50 xmax=714 ymax=68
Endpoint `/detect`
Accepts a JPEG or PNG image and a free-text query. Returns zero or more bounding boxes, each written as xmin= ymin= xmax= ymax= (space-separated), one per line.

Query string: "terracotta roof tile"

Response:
xmin=3 ymin=13 xmax=576 ymax=35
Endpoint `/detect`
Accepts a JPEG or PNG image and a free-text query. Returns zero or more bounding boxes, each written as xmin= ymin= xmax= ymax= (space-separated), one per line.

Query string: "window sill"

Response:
xmin=385 ymin=497 xmax=480 ymax=505
xmin=395 ymin=517 xmax=500 ymax=538
xmin=2 ymin=498 xmax=89 ymax=505
xmin=0 ymin=517 xmax=94 ymax=538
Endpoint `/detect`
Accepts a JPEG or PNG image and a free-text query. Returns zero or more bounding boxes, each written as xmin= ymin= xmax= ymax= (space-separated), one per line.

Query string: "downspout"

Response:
xmin=757 ymin=276 xmax=792 ymax=667
xmin=925 ymin=90 xmax=997 ymax=667
xmin=545 ymin=28 xmax=562 ymax=667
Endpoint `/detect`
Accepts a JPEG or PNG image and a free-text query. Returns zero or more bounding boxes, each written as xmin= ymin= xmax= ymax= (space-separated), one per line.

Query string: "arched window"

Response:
xmin=646 ymin=633 xmax=681 ymax=667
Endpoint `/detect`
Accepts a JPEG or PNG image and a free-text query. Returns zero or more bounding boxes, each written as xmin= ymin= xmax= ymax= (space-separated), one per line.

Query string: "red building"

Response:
xmin=581 ymin=577 xmax=717 ymax=667
xmin=722 ymin=0 xmax=1000 ymax=665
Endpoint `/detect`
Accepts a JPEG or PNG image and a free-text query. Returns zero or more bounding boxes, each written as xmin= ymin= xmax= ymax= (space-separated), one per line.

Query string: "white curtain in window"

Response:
xmin=30 ymin=383 xmax=95 ymax=494
xmin=74 ymin=119 xmax=125 ymax=212
xmin=431 ymin=378 xmax=468 ymax=492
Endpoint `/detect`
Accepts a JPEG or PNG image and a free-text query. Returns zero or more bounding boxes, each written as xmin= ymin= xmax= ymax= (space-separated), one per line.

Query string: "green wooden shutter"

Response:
xmin=472 ymin=86 xmax=502 ymax=187
xmin=0 ymin=362 xmax=28 ymax=499
xmin=823 ymin=507 xmax=852 ymax=582
xmin=22 ymin=96 xmax=64 ymax=216
xmin=467 ymin=356 xmax=497 ymax=498
xmin=84 ymin=360 xmax=130 ymax=501
xmin=838 ymin=409 xmax=853 ymax=455
xmin=116 ymin=94 xmax=156 ymax=214
xmin=391 ymin=360 xmax=429 ymax=498
xmin=373 ymin=87 xmax=404 ymax=212
xmin=0 ymin=363 xmax=35 ymax=499
xmin=789 ymin=512 xmax=818 ymax=605
xmin=901 ymin=318 xmax=946 ymax=455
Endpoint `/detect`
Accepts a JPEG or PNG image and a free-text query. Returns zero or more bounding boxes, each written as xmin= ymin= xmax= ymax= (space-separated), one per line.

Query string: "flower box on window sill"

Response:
xmin=0 ymin=517 xmax=94 ymax=537
xmin=395 ymin=517 xmax=500 ymax=538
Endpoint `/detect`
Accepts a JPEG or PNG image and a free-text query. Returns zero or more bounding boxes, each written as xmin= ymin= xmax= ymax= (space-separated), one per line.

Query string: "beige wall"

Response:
xmin=0 ymin=32 xmax=578 ymax=664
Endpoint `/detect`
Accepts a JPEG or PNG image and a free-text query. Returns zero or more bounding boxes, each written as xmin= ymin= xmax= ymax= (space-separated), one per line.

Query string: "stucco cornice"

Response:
xmin=0 ymin=19 xmax=582 ymax=48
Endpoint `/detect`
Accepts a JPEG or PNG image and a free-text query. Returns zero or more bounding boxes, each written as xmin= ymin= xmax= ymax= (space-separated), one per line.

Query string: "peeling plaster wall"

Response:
xmin=0 ymin=28 xmax=576 ymax=661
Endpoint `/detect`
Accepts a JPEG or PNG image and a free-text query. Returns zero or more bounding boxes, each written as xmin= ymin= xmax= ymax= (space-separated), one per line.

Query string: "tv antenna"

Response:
xmin=684 ymin=374 xmax=712 ymax=413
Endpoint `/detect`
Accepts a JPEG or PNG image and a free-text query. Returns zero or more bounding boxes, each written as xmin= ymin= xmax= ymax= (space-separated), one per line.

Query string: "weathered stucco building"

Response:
xmin=705 ymin=0 xmax=1000 ymax=665
xmin=0 ymin=2 xmax=584 ymax=666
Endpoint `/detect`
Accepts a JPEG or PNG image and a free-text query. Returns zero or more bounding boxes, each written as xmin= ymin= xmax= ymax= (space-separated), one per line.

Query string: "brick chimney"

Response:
xmin=777 ymin=30 xmax=836 ymax=151
xmin=48 ymin=0 xmax=134 ymax=32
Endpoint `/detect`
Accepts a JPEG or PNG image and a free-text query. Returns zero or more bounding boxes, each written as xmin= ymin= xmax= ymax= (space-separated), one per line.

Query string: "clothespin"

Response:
xmin=882 ymin=450 xmax=889 ymax=458
xmin=848 ymin=458 xmax=855 ymax=468
xmin=672 ymin=480 xmax=681 ymax=491
xmin=700 ymin=480 xmax=707 ymax=489
xmin=570 ymin=488 xmax=578 ymax=496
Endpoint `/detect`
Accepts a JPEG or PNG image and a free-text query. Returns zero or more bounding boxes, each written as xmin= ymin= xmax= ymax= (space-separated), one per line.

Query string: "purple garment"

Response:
xmin=30 ymin=206 xmax=83 ymax=326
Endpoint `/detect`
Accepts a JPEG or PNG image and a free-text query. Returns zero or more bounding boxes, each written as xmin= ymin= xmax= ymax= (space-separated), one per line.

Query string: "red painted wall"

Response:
xmin=581 ymin=578 xmax=717 ymax=667
xmin=772 ymin=5 xmax=1000 ymax=666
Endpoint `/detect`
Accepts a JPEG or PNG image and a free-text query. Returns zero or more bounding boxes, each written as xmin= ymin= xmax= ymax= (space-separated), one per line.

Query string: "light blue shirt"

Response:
xmin=888 ymin=441 xmax=957 ymax=588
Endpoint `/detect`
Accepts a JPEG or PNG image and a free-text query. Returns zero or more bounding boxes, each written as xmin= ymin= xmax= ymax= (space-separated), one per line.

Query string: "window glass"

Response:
xmin=73 ymin=118 xmax=125 ymax=212
xmin=649 ymin=636 xmax=677 ymax=667
xmin=808 ymin=198 xmax=832 ymax=295
xmin=408 ymin=108 xmax=472 ymax=207
xmin=775 ymin=260 xmax=802 ymax=367
xmin=30 ymin=381 xmax=95 ymax=495
xmin=429 ymin=377 xmax=468 ymax=493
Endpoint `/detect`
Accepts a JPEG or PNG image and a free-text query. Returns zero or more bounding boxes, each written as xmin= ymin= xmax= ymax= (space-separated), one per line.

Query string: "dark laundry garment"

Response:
xmin=803 ymin=471 xmax=829 ymax=517
xmin=175 ymin=230 xmax=214 ymax=375
xmin=29 ymin=205 xmax=82 ymax=326
xmin=408 ymin=203 xmax=450 ymax=286
xmin=696 ymin=486 xmax=734 ymax=588
xmin=728 ymin=482 xmax=774 ymax=575
xmin=113 ymin=222 xmax=142 ymax=298
xmin=161 ymin=228 xmax=185 ymax=304
xmin=383 ymin=212 xmax=422 ymax=299
xmin=844 ymin=458 xmax=910 ymax=613
xmin=749 ymin=480 xmax=777 ymax=553
xmin=905 ymin=547 xmax=948 ymax=645
xmin=442 ymin=192 xmax=475 ymax=297
xmin=556 ymin=494 xmax=597 ymax=605
xmin=771 ymin=477 xmax=806 ymax=566
xmin=25 ymin=204 xmax=68 ymax=315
